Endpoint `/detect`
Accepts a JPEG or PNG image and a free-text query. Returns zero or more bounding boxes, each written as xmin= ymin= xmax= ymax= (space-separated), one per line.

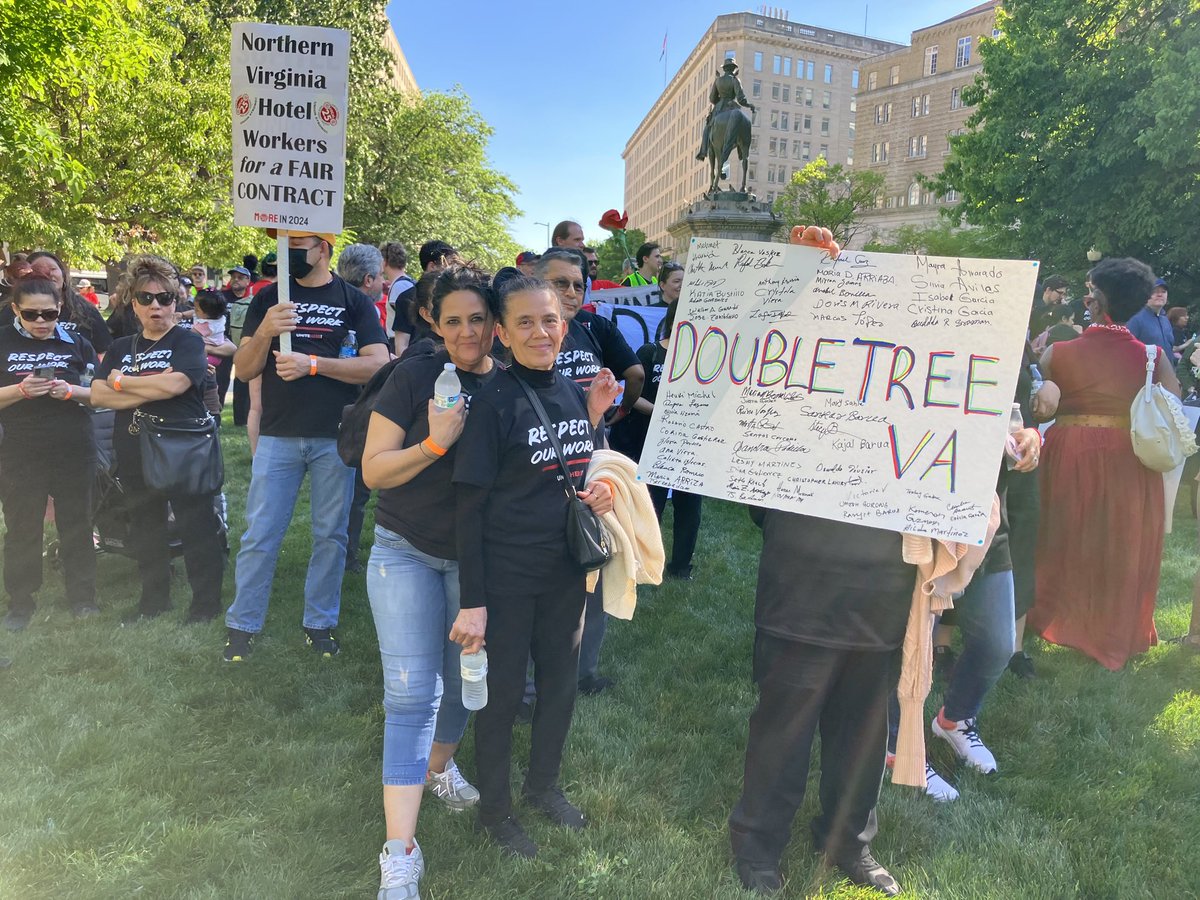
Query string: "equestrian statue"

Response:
xmin=696 ymin=57 xmax=755 ymax=195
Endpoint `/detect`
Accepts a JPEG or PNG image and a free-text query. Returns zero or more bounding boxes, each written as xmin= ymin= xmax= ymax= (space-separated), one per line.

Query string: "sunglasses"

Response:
xmin=550 ymin=278 xmax=586 ymax=295
xmin=17 ymin=307 xmax=61 ymax=322
xmin=134 ymin=291 xmax=176 ymax=307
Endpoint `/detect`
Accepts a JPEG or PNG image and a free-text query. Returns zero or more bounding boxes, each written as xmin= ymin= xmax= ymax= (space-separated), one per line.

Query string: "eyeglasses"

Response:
xmin=134 ymin=291 xmax=176 ymax=307
xmin=549 ymin=278 xmax=585 ymax=295
xmin=17 ymin=307 xmax=60 ymax=322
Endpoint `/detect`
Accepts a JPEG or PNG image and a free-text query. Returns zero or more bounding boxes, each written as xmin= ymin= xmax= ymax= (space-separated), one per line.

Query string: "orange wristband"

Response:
xmin=112 ymin=372 xmax=124 ymax=392
xmin=63 ymin=385 xmax=73 ymax=400
xmin=309 ymin=355 xmax=318 ymax=377
xmin=423 ymin=436 xmax=448 ymax=457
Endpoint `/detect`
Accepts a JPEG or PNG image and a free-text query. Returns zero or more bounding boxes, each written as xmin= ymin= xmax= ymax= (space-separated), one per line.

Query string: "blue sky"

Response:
xmin=386 ymin=1 xmax=979 ymax=254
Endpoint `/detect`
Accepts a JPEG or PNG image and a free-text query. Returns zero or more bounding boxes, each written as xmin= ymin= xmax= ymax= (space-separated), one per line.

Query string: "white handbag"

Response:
xmin=1130 ymin=345 xmax=1197 ymax=472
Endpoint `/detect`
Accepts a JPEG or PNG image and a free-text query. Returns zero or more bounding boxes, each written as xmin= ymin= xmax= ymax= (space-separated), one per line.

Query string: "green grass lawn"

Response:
xmin=2 ymin=425 xmax=1199 ymax=899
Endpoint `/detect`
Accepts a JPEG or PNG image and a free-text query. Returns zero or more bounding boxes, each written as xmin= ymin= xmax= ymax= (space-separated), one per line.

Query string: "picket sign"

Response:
xmin=637 ymin=237 xmax=1039 ymax=544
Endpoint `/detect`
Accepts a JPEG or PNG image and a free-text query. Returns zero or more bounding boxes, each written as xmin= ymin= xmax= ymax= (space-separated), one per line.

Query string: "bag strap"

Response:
xmin=1143 ymin=344 xmax=1158 ymax=399
xmin=514 ymin=375 xmax=583 ymax=499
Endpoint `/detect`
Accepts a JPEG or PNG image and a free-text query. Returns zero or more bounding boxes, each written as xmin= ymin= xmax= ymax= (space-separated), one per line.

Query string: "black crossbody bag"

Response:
xmin=515 ymin=377 xmax=612 ymax=572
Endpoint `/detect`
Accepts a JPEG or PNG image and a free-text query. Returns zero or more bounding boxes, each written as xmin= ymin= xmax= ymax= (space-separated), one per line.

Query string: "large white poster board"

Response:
xmin=230 ymin=23 xmax=350 ymax=233
xmin=638 ymin=238 xmax=1039 ymax=544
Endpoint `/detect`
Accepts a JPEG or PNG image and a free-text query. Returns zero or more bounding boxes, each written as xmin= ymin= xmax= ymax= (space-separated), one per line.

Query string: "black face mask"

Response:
xmin=289 ymin=246 xmax=314 ymax=280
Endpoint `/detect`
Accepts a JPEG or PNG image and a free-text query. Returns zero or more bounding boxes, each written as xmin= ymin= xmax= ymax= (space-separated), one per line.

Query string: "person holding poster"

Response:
xmin=1030 ymin=258 xmax=1180 ymax=670
xmin=450 ymin=275 xmax=618 ymax=859
xmin=222 ymin=231 xmax=388 ymax=662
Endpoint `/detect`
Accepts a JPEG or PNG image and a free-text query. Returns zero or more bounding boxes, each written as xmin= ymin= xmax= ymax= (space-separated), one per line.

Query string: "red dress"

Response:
xmin=1031 ymin=326 xmax=1163 ymax=669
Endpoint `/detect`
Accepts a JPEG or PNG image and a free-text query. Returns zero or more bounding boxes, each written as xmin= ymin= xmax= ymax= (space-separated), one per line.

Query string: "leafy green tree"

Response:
xmin=592 ymin=228 xmax=648 ymax=283
xmin=863 ymin=222 xmax=1023 ymax=259
xmin=772 ymin=158 xmax=885 ymax=248
xmin=928 ymin=0 xmax=1200 ymax=291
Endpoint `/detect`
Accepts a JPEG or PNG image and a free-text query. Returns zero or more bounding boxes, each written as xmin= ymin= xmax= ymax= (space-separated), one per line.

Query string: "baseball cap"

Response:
xmin=516 ymin=251 xmax=540 ymax=265
xmin=262 ymin=251 xmax=278 ymax=266
xmin=228 ymin=265 xmax=252 ymax=277
xmin=1154 ymin=278 xmax=1168 ymax=288
xmin=77 ymin=278 xmax=91 ymax=288
xmin=265 ymin=229 xmax=338 ymax=245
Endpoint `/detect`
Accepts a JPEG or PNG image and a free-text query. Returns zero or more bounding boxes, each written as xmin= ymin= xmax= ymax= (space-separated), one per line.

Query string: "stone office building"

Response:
xmin=852 ymin=2 xmax=999 ymax=245
xmin=622 ymin=12 xmax=901 ymax=253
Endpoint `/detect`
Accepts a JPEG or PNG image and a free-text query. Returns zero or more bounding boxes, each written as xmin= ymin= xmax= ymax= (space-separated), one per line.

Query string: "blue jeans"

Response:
xmin=367 ymin=526 xmax=469 ymax=786
xmin=225 ymin=436 xmax=353 ymax=633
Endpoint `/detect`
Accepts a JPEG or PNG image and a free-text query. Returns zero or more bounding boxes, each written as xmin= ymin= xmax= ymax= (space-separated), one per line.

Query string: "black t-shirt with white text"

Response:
xmin=555 ymin=310 xmax=639 ymax=390
xmin=373 ymin=349 xmax=498 ymax=559
xmin=0 ymin=324 xmax=98 ymax=459
xmin=454 ymin=363 xmax=594 ymax=597
xmin=242 ymin=276 xmax=388 ymax=439
xmin=97 ymin=327 xmax=210 ymax=424
xmin=0 ymin=296 xmax=112 ymax=355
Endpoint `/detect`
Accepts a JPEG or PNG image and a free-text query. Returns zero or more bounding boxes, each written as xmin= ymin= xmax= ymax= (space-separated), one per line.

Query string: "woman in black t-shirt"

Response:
xmin=0 ymin=278 xmax=99 ymax=630
xmin=0 ymin=251 xmax=115 ymax=356
xmin=90 ymin=257 xmax=224 ymax=624
xmin=450 ymin=275 xmax=618 ymax=858
xmin=359 ymin=266 xmax=499 ymax=894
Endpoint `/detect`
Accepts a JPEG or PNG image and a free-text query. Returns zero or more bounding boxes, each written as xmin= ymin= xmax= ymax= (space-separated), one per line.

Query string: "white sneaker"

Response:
xmin=931 ymin=713 xmax=998 ymax=774
xmin=923 ymin=763 xmax=960 ymax=802
xmin=378 ymin=838 xmax=423 ymax=900
xmin=425 ymin=758 xmax=480 ymax=811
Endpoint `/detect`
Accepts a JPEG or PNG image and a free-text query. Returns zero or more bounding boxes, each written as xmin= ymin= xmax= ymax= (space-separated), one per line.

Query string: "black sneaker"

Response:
xmin=1007 ymin=651 xmax=1037 ymax=679
xmin=223 ymin=628 xmax=254 ymax=662
xmin=3 ymin=609 xmax=32 ymax=632
xmin=303 ymin=626 xmax=340 ymax=658
xmin=735 ymin=859 xmax=783 ymax=894
xmin=830 ymin=847 xmax=901 ymax=897
xmin=578 ymin=674 xmax=616 ymax=695
xmin=522 ymin=785 xmax=586 ymax=829
xmin=475 ymin=815 xmax=538 ymax=859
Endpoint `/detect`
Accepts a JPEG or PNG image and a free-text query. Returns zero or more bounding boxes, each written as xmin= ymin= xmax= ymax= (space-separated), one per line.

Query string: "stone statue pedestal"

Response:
xmin=668 ymin=194 xmax=781 ymax=264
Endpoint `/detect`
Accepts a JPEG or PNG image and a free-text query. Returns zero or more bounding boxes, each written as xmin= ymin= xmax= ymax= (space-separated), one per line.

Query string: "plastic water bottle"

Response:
xmin=1029 ymin=363 xmax=1043 ymax=401
xmin=460 ymin=649 xmax=488 ymax=710
xmin=434 ymin=362 xmax=461 ymax=410
xmin=1005 ymin=402 xmax=1024 ymax=470
xmin=339 ymin=329 xmax=358 ymax=358
xmin=80 ymin=363 xmax=95 ymax=387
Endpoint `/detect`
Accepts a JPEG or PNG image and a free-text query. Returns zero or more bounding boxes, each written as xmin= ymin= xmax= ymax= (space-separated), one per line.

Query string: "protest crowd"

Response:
xmin=1 ymin=219 xmax=1198 ymax=900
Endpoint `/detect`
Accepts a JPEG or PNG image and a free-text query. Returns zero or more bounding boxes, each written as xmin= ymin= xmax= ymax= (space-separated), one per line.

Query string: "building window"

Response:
xmin=819 ymin=144 xmax=828 ymax=158
xmin=867 ymin=71 xmax=878 ymax=91
xmin=882 ymin=141 xmax=889 ymax=161
xmin=805 ymin=88 xmax=814 ymax=107
xmin=782 ymin=85 xmax=790 ymax=103
xmin=769 ymin=136 xmax=777 ymax=155
xmin=767 ymin=191 xmax=774 ymax=203
xmin=783 ymin=57 xmax=792 ymax=77
xmin=802 ymin=141 xmax=811 ymax=160
xmin=820 ymin=118 xmax=829 ymax=136
xmin=795 ymin=57 xmax=804 ymax=78
xmin=874 ymin=104 xmax=883 ymax=125
xmin=871 ymin=143 xmax=879 ymax=163
xmin=848 ymin=121 xmax=856 ymax=140
xmin=888 ymin=64 xmax=900 ymax=86
xmin=754 ymin=51 xmax=763 ymax=71
xmin=944 ymin=189 xmax=959 ymax=202
xmin=771 ymin=82 xmax=780 ymax=100
xmin=773 ymin=55 xmax=782 ymax=74
xmin=922 ymin=94 xmax=930 ymax=115
xmin=822 ymin=91 xmax=831 ymax=109
xmin=885 ymin=196 xmax=896 ymax=209
xmin=852 ymin=69 xmax=860 ymax=89
xmin=824 ymin=64 xmax=833 ymax=83
xmin=792 ymin=140 xmax=801 ymax=159
xmin=850 ymin=97 xmax=857 ymax=113
xmin=847 ymin=146 xmax=854 ymax=165
xmin=770 ymin=110 xmax=779 ymax=129
xmin=752 ymin=79 xmax=762 ymax=98
xmin=803 ymin=114 xmax=812 ymax=132
xmin=794 ymin=117 xmax=802 ymax=132
xmin=807 ymin=61 xmax=815 ymax=80
xmin=748 ymin=163 xmax=757 ymax=181
xmin=912 ymin=96 xmax=920 ymax=118
xmin=908 ymin=183 xmax=921 ymax=206
xmin=918 ymin=134 xmax=927 ymax=156
xmin=750 ymin=135 xmax=758 ymax=153
xmin=951 ymin=87 xmax=962 ymax=109
xmin=956 ymin=36 xmax=972 ymax=67
xmin=780 ymin=112 xmax=789 ymax=130
xmin=768 ymin=166 xmax=775 ymax=183
xmin=924 ymin=45 xmax=938 ymax=76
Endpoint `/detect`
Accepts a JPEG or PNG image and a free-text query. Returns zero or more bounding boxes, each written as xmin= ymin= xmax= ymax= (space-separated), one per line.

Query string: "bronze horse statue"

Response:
xmin=705 ymin=106 xmax=753 ymax=194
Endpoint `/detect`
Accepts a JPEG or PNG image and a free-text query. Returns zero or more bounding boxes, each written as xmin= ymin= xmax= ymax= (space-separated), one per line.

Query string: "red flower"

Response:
xmin=599 ymin=209 xmax=629 ymax=232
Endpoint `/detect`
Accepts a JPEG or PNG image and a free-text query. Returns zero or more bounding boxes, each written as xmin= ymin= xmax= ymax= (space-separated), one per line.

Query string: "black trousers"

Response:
xmin=475 ymin=577 xmax=586 ymax=824
xmin=649 ymin=484 xmax=703 ymax=575
xmin=729 ymin=632 xmax=898 ymax=868
xmin=1006 ymin=470 xmax=1040 ymax=619
xmin=1 ymin=453 xmax=96 ymax=612
xmin=125 ymin=488 xmax=225 ymax=618
xmin=231 ymin=377 xmax=250 ymax=427
xmin=345 ymin=466 xmax=371 ymax=567
xmin=215 ymin=356 xmax=233 ymax=408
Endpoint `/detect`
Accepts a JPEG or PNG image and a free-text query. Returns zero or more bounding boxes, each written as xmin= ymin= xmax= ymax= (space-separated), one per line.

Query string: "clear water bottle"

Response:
xmin=434 ymin=362 xmax=461 ymax=410
xmin=339 ymin=329 xmax=358 ymax=358
xmin=460 ymin=649 xmax=488 ymax=711
xmin=80 ymin=363 xmax=95 ymax=387
xmin=1005 ymin=402 xmax=1024 ymax=469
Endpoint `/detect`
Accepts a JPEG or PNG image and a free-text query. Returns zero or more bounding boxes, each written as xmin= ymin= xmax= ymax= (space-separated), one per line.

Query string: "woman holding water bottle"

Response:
xmin=361 ymin=265 xmax=500 ymax=899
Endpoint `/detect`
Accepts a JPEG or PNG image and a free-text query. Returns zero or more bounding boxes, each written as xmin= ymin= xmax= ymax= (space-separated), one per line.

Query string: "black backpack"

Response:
xmin=338 ymin=357 xmax=404 ymax=467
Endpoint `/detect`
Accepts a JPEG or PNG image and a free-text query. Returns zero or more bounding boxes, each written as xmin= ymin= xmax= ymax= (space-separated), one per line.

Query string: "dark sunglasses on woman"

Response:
xmin=17 ymin=308 xmax=61 ymax=322
xmin=134 ymin=290 xmax=177 ymax=306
